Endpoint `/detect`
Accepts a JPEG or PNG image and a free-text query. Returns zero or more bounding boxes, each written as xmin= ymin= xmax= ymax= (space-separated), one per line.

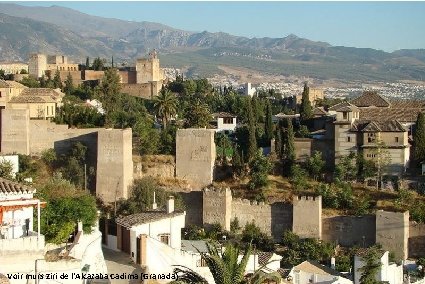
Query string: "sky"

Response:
xmin=12 ymin=1 xmax=425 ymax=52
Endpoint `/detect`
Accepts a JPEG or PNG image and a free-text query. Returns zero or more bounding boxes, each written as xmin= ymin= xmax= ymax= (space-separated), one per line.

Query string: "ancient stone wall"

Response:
xmin=29 ymin=119 xmax=100 ymax=155
xmin=322 ymin=215 xmax=376 ymax=247
xmin=231 ymin=199 xmax=292 ymax=241
xmin=376 ymin=210 xmax=409 ymax=260
xmin=96 ymin=128 xmax=133 ymax=203
xmin=408 ymin=221 xmax=425 ymax=258
xmin=294 ymin=138 xmax=312 ymax=162
xmin=293 ymin=195 xmax=322 ymax=239
xmin=181 ymin=191 xmax=203 ymax=226
xmin=202 ymin=187 xmax=231 ymax=231
xmin=176 ymin=129 xmax=216 ymax=188
xmin=0 ymin=109 xmax=29 ymax=154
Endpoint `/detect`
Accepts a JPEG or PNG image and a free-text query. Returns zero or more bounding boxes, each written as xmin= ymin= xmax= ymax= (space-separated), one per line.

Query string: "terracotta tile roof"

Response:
xmin=329 ymin=101 xmax=359 ymax=112
xmin=9 ymin=88 xmax=64 ymax=104
xmin=0 ymin=80 xmax=27 ymax=89
xmin=351 ymin=92 xmax=391 ymax=108
xmin=116 ymin=210 xmax=185 ymax=228
xmin=294 ymin=260 xmax=340 ymax=276
xmin=213 ymin=112 xmax=237 ymax=118
xmin=353 ymin=120 xmax=406 ymax=132
xmin=359 ymin=108 xmax=424 ymax=123
xmin=0 ymin=177 xmax=36 ymax=194
xmin=21 ymin=88 xmax=64 ymax=98
xmin=258 ymin=252 xmax=274 ymax=266
xmin=313 ymin=107 xmax=327 ymax=116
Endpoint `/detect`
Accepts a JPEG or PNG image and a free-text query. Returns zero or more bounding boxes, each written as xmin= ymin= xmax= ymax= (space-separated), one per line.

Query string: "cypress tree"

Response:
xmin=275 ymin=125 xmax=282 ymax=159
xmin=53 ymin=70 xmax=63 ymax=89
xmin=251 ymin=95 xmax=260 ymax=123
xmin=85 ymin=57 xmax=90 ymax=69
xmin=283 ymin=118 xmax=295 ymax=171
xmin=64 ymin=73 xmax=74 ymax=96
xmin=414 ymin=112 xmax=425 ymax=164
xmin=300 ymin=82 xmax=313 ymax=121
xmin=265 ymin=100 xmax=273 ymax=142
xmin=247 ymin=98 xmax=257 ymax=162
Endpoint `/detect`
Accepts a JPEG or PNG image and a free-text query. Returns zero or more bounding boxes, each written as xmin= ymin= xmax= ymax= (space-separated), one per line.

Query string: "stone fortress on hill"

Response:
xmin=0 ymin=52 xmax=425 ymax=269
xmin=28 ymin=50 xmax=166 ymax=99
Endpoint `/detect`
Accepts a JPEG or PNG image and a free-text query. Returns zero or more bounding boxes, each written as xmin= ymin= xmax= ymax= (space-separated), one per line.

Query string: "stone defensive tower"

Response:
xmin=176 ymin=128 xmax=216 ymax=187
xmin=96 ymin=128 xmax=133 ymax=203
xmin=135 ymin=50 xmax=164 ymax=84
xmin=28 ymin=53 xmax=47 ymax=78
xmin=203 ymin=187 xmax=232 ymax=231
xmin=376 ymin=210 xmax=409 ymax=260
xmin=292 ymin=195 xmax=322 ymax=239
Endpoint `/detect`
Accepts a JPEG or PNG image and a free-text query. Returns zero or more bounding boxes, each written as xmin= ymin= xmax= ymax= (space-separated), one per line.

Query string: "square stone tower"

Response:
xmin=292 ymin=195 xmax=322 ymax=239
xmin=203 ymin=187 xmax=232 ymax=231
xmin=376 ymin=210 xmax=409 ymax=260
xmin=28 ymin=53 xmax=47 ymax=78
xmin=96 ymin=128 xmax=133 ymax=203
xmin=176 ymin=128 xmax=216 ymax=188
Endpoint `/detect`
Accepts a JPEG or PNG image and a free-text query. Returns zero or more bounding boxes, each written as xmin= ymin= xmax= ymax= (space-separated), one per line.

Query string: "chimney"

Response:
xmin=152 ymin=191 xmax=157 ymax=210
xmin=331 ymin=257 xmax=336 ymax=270
xmin=166 ymin=196 xmax=174 ymax=213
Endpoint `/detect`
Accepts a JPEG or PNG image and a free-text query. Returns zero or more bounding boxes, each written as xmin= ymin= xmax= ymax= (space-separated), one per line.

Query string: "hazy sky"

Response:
xmin=14 ymin=1 xmax=425 ymax=52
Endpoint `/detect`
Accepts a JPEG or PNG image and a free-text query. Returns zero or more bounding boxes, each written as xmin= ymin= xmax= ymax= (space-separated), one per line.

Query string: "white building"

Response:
xmin=212 ymin=112 xmax=237 ymax=133
xmin=115 ymin=196 xmax=186 ymax=265
xmin=0 ymin=177 xmax=44 ymax=252
xmin=288 ymin=260 xmax=353 ymax=284
xmin=243 ymin=83 xmax=256 ymax=97
xmin=354 ymin=251 xmax=403 ymax=284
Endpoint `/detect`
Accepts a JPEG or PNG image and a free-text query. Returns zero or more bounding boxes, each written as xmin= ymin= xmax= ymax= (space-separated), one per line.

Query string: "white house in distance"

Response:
xmin=212 ymin=112 xmax=237 ymax=133
xmin=354 ymin=250 xmax=403 ymax=284
xmin=243 ymin=82 xmax=256 ymax=97
xmin=288 ymin=260 xmax=353 ymax=284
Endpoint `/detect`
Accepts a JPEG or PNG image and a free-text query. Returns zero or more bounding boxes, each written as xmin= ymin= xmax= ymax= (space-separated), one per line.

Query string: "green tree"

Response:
xmin=335 ymin=152 xmax=358 ymax=182
xmin=153 ymin=89 xmax=177 ymax=128
xmin=0 ymin=160 xmax=14 ymax=179
xmin=92 ymin=57 xmax=105 ymax=71
xmin=63 ymin=73 xmax=74 ymax=96
xmin=264 ymin=99 xmax=273 ymax=142
xmin=20 ymin=69 xmax=28 ymax=74
xmin=19 ymin=76 xmax=40 ymax=88
xmin=283 ymin=118 xmax=295 ymax=172
xmin=290 ymin=164 xmax=308 ymax=192
xmin=300 ymin=82 xmax=312 ymax=121
xmin=414 ymin=112 xmax=425 ymax=165
xmin=306 ymin=151 xmax=325 ymax=181
xmin=116 ymin=177 xmax=185 ymax=215
xmin=241 ymin=221 xmax=274 ymax=252
xmin=85 ymin=57 xmax=90 ymax=69
xmin=247 ymin=98 xmax=257 ymax=162
xmin=97 ymin=68 xmax=121 ymax=125
xmin=53 ymin=70 xmax=63 ymax=89
xmin=184 ymin=99 xmax=211 ymax=128
xmin=174 ymin=243 xmax=280 ymax=284
xmin=232 ymin=146 xmax=244 ymax=178
xmin=359 ymin=247 xmax=382 ymax=284
xmin=274 ymin=125 xmax=283 ymax=159
xmin=248 ymin=150 xmax=272 ymax=190
xmin=0 ymin=69 xmax=5 ymax=79
xmin=36 ymin=174 xmax=97 ymax=244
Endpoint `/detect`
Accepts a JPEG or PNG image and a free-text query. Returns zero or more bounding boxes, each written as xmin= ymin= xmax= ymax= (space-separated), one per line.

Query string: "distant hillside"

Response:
xmin=0 ymin=3 xmax=424 ymax=82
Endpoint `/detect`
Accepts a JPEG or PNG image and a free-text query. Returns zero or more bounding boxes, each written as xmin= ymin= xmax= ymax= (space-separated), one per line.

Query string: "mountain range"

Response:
xmin=0 ymin=3 xmax=424 ymax=82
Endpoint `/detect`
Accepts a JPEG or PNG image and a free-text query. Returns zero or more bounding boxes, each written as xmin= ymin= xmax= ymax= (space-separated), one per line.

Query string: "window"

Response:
xmin=159 ymin=234 xmax=170 ymax=245
xmin=46 ymin=106 xmax=49 ymax=116
xmin=0 ymin=91 xmax=2 ymax=97
xmin=343 ymin=112 xmax=348 ymax=119
xmin=223 ymin=117 xmax=233 ymax=124
xmin=367 ymin=133 xmax=376 ymax=143
xmin=395 ymin=137 xmax=399 ymax=143
xmin=196 ymin=258 xmax=208 ymax=267
xmin=347 ymin=136 xmax=351 ymax=142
